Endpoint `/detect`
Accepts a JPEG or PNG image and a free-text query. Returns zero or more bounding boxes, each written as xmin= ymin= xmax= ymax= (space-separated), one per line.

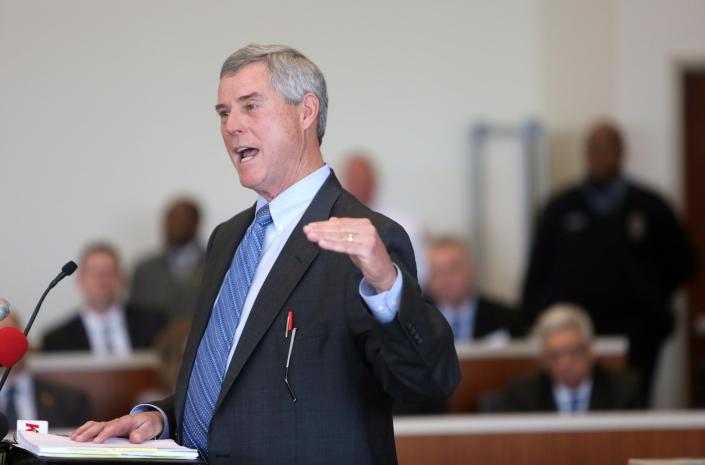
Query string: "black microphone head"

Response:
xmin=62 ymin=261 xmax=78 ymax=276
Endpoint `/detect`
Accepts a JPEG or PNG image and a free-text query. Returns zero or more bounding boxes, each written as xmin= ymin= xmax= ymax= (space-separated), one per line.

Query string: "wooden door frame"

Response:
xmin=674 ymin=57 xmax=705 ymax=404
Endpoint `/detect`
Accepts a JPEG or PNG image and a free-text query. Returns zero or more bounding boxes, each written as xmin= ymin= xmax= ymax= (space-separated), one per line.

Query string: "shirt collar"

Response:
xmin=440 ymin=297 xmax=476 ymax=316
xmin=256 ymin=164 xmax=331 ymax=235
xmin=167 ymin=241 xmax=201 ymax=258
xmin=82 ymin=303 xmax=123 ymax=325
xmin=554 ymin=377 xmax=593 ymax=400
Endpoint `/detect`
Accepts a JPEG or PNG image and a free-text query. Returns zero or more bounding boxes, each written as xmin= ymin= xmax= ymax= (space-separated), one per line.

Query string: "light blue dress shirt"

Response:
xmin=136 ymin=164 xmax=404 ymax=437
xmin=439 ymin=298 xmax=477 ymax=342
xmin=553 ymin=378 xmax=593 ymax=414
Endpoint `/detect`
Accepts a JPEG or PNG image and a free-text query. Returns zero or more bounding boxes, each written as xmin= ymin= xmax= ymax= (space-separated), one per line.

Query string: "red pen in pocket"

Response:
xmin=285 ymin=311 xmax=294 ymax=338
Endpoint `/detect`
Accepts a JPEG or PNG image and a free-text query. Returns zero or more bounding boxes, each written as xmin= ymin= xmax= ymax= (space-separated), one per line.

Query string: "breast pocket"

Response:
xmin=280 ymin=321 xmax=331 ymax=404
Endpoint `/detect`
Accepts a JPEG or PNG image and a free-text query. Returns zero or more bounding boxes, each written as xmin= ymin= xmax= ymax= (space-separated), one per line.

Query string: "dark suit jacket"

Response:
xmin=152 ymin=173 xmax=460 ymax=465
xmin=33 ymin=379 xmax=92 ymax=428
xmin=495 ymin=364 xmax=644 ymax=412
xmin=41 ymin=305 xmax=166 ymax=352
xmin=474 ymin=296 xmax=519 ymax=339
xmin=130 ymin=246 xmax=205 ymax=320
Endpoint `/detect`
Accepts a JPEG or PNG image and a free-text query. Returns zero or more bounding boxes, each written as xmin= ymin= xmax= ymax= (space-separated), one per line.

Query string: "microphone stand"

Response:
xmin=0 ymin=261 xmax=77 ymax=443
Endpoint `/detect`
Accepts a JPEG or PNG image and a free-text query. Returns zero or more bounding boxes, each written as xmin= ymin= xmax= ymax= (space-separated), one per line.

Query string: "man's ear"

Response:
xmin=300 ymin=92 xmax=320 ymax=134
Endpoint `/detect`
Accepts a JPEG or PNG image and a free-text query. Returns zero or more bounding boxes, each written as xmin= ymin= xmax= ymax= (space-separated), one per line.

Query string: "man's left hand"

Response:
xmin=304 ymin=217 xmax=397 ymax=293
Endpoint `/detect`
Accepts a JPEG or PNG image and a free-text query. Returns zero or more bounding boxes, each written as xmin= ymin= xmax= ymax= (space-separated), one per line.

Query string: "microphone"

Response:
xmin=24 ymin=261 xmax=78 ymax=337
xmin=0 ymin=299 xmax=10 ymax=321
xmin=0 ymin=327 xmax=29 ymax=367
xmin=0 ymin=260 xmax=77 ymax=440
xmin=48 ymin=261 xmax=78 ymax=290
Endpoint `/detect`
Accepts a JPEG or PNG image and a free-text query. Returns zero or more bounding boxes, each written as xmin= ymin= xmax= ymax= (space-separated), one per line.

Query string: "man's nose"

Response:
xmin=223 ymin=113 xmax=244 ymax=135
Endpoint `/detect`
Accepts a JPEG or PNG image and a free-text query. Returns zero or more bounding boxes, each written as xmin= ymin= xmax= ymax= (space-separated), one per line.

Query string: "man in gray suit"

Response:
xmin=130 ymin=198 xmax=205 ymax=321
xmin=70 ymin=43 xmax=459 ymax=464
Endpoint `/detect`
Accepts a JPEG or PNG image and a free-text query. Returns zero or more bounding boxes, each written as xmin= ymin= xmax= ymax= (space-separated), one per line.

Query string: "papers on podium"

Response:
xmin=16 ymin=429 xmax=200 ymax=461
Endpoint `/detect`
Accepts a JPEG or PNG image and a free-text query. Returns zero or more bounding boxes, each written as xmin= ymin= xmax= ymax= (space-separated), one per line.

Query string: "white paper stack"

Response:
xmin=16 ymin=429 xmax=200 ymax=460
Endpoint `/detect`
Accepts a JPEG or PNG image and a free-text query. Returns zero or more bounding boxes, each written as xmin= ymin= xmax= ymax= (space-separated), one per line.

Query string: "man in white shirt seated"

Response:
xmin=427 ymin=236 xmax=518 ymax=344
xmin=42 ymin=242 xmax=166 ymax=354
xmin=0 ymin=313 xmax=91 ymax=430
xmin=495 ymin=303 xmax=643 ymax=413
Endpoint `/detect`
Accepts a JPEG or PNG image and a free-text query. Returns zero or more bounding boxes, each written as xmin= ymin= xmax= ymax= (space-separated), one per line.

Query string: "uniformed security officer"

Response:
xmin=521 ymin=121 xmax=696 ymax=402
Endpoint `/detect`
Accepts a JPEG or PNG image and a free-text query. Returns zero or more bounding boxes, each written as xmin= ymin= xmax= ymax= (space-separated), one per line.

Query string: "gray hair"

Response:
xmin=533 ymin=303 xmax=594 ymax=344
xmin=220 ymin=43 xmax=328 ymax=144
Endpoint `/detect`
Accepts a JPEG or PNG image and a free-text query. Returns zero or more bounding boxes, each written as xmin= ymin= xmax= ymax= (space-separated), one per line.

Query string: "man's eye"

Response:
xmin=219 ymin=111 xmax=229 ymax=118
xmin=245 ymin=103 xmax=257 ymax=111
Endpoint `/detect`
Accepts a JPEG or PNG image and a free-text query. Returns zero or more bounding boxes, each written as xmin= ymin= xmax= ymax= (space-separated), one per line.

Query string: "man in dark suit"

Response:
xmin=70 ymin=44 xmax=459 ymax=464
xmin=521 ymin=121 xmax=696 ymax=399
xmin=496 ymin=303 xmax=643 ymax=413
xmin=0 ymin=314 xmax=91 ymax=429
xmin=427 ymin=236 xmax=518 ymax=343
xmin=42 ymin=243 xmax=166 ymax=354
xmin=130 ymin=198 xmax=205 ymax=321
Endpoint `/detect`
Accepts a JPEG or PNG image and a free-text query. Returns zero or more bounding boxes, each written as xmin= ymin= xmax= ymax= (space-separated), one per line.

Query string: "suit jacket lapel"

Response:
xmin=174 ymin=204 xmax=255 ymax=429
xmin=214 ymin=174 xmax=343 ymax=412
xmin=539 ymin=372 xmax=558 ymax=411
xmin=473 ymin=300 xmax=488 ymax=338
xmin=588 ymin=367 xmax=606 ymax=411
xmin=73 ymin=316 xmax=91 ymax=351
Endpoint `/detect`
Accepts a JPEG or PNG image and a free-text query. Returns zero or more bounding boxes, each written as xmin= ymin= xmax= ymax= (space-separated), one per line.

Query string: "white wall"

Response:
xmin=538 ymin=0 xmax=618 ymax=190
xmin=0 ymin=0 xmax=542 ymax=342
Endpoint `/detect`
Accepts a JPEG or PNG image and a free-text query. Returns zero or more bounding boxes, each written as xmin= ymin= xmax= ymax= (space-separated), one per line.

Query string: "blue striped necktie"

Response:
xmin=182 ymin=205 xmax=272 ymax=455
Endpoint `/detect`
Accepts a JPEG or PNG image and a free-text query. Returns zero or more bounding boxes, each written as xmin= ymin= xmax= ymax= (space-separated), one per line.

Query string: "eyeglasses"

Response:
xmin=544 ymin=343 xmax=589 ymax=363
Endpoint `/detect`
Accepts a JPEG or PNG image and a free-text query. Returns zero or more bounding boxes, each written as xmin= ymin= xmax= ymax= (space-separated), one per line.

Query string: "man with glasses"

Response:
xmin=496 ymin=304 xmax=643 ymax=413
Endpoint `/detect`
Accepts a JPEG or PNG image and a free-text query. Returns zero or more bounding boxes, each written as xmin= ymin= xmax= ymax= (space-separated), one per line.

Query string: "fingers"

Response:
xmin=304 ymin=217 xmax=370 ymax=235
xmin=69 ymin=420 xmax=103 ymax=442
xmin=304 ymin=216 xmax=397 ymax=292
xmin=68 ymin=413 xmax=164 ymax=444
xmin=93 ymin=416 xmax=135 ymax=443
xmin=128 ymin=412 xmax=164 ymax=443
xmin=316 ymin=237 xmax=364 ymax=255
xmin=304 ymin=218 xmax=375 ymax=250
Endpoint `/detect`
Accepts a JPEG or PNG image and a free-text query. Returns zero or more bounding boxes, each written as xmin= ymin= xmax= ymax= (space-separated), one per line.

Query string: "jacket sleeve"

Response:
xmin=347 ymin=219 xmax=460 ymax=403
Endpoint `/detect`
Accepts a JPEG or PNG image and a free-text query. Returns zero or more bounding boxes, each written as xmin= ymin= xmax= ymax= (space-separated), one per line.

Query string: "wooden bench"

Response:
xmin=394 ymin=412 xmax=705 ymax=465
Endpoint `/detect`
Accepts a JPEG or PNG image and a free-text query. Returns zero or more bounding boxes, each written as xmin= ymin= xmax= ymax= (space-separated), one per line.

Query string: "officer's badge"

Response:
xmin=563 ymin=211 xmax=587 ymax=232
xmin=627 ymin=211 xmax=646 ymax=241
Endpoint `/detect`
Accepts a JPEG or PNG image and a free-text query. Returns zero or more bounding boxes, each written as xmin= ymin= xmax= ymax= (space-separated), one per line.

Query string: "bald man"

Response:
xmin=521 ymin=121 xmax=696 ymax=401
xmin=130 ymin=198 xmax=205 ymax=320
xmin=341 ymin=153 xmax=429 ymax=286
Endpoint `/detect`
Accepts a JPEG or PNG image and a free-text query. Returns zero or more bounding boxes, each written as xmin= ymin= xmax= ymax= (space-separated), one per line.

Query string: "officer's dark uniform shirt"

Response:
xmin=521 ymin=176 xmax=695 ymax=391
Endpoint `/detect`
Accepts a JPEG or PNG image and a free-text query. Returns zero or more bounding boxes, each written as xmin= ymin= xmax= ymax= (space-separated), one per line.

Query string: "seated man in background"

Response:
xmin=495 ymin=303 xmax=643 ymax=413
xmin=42 ymin=242 xmax=166 ymax=354
xmin=1 ymin=313 xmax=91 ymax=429
xmin=427 ymin=236 xmax=518 ymax=343
xmin=130 ymin=198 xmax=205 ymax=321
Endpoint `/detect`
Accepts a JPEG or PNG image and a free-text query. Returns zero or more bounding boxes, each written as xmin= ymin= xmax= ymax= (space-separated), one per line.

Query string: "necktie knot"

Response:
xmin=255 ymin=205 xmax=273 ymax=227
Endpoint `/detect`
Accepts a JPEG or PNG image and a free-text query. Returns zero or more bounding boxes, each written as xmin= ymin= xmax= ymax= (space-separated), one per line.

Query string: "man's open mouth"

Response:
xmin=236 ymin=146 xmax=259 ymax=163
